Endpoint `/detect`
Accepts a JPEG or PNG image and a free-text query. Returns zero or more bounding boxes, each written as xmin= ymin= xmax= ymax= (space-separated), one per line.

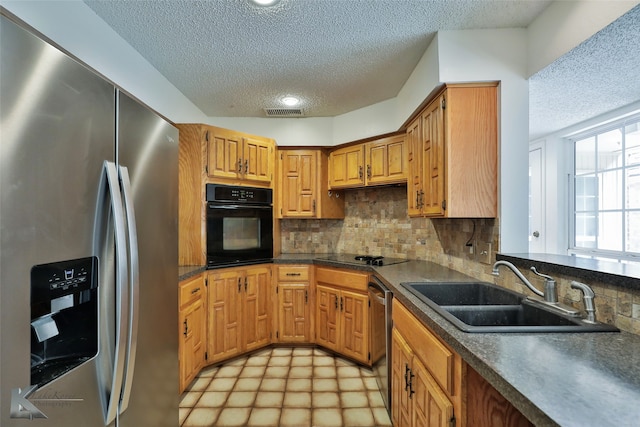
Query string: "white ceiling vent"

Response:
xmin=264 ymin=107 xmax=304 ymax=117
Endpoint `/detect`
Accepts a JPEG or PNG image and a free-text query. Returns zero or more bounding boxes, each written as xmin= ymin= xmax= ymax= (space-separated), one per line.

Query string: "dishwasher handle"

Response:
xmin=368 ymin=281 xmax=388 ymax=305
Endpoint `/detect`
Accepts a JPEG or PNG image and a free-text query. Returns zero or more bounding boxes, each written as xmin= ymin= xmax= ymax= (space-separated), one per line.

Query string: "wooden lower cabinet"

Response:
xmin=315 ymin=267 xmax=370 ymax=365
xmin=466 ymin=367 xmax=533 ymax=427
xmin=392 ymin=328 xmax=454 ymax=427
xmin=392 ymin=299 xmax=461 ymax=427
xmin=206 ymin=265 xmax=271 ymax=364
xmin=178 ymin=274 xmax=206 ymax=393
xmin=275 ymin=265 xmax=313 ymax=343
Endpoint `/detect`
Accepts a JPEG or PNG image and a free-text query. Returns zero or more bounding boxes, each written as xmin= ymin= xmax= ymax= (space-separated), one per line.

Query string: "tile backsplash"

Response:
xmin=279 ymin=186 xmax=640 ymax=334
xmin=280 ymin=186 xmax=498 ymax=273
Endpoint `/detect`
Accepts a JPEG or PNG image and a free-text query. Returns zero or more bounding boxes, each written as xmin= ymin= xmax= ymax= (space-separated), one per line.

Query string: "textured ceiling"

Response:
xmin=82 ymin=0 xmax=639 ymax=139
xmin=83 ymin=0 xmax=550 ymax=118
xmin=529 ymin=5 xmax=640 ymax=140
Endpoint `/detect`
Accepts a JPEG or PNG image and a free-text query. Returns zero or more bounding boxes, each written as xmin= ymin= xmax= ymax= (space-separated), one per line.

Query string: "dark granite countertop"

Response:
xmin=178 ymin=265 xmax=206 ymax=281
xmin=275 ymin=254 xmax=640 ymax=427
xmin=498 ymin=252 xmax=640 ymax=291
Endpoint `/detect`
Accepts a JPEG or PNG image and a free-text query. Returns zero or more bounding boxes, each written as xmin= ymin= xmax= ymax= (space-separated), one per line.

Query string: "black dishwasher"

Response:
xmin=368 ymin=277 xmax=392 ymax=414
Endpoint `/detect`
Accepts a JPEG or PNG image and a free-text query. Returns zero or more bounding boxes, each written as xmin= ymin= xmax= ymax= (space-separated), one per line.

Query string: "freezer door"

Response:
xmin=116 ymin=91 xmax=179 ymax=427
xmin=0 ymin=14 xmax=115 ymax=426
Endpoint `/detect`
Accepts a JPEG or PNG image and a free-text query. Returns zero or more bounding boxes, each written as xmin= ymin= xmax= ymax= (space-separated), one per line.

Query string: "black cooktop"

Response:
xmin=315 ymin=254 xmax=408 ymax=267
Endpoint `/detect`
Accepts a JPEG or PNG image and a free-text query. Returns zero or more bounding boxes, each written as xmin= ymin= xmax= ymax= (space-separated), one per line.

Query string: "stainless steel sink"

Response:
xmin=402 ymin=281 xmax=619 ymax=333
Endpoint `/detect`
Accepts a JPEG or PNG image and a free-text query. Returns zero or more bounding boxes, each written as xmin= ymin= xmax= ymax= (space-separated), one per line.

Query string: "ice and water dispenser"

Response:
xmin=30 ymin=257 xmax=98 ymax=386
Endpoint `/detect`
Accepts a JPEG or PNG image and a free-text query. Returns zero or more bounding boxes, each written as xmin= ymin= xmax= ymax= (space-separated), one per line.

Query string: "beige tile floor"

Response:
xmin=180 ymin=347 xmax=393 ymax=427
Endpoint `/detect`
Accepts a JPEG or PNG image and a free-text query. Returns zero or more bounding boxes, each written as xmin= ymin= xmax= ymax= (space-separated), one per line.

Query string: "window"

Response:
xmin=571 ymin=114 xmax=640 ymax=261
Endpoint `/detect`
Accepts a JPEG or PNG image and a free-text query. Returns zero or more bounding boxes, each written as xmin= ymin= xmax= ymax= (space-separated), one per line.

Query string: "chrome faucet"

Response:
xmin=570 ymin=281 xmax=597 ymax=323
xmin=492 ymin=260 xmax=582 ymax=317
xmin=491 ymin=260 xmax=548 ymax=300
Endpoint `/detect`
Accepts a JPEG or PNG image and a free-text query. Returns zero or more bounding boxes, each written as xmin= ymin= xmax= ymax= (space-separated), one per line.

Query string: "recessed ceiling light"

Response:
xmin=251 ymin=0 xmax=280 ymax=6
xmin=281 ymin=96 xmax=300 ymax=106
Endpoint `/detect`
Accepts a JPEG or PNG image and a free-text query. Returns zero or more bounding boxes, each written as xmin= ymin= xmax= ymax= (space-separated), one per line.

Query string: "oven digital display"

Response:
xmin=222 ymin=217 xmax=260 ymax=251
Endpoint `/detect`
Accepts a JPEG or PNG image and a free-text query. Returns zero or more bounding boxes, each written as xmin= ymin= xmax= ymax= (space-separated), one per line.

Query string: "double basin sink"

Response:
xmin=402 ymin=281 xmax=619 ymax=333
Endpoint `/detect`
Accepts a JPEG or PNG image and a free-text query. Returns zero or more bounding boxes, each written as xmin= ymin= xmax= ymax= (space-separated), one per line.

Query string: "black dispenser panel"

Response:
xmin=30 ymin=257 xmax=98 ymax=387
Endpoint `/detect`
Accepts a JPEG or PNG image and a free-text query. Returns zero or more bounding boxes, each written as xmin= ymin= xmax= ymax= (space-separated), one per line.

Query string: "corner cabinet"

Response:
xmin=275 ymin=265 xmax=313 ymax=343
xmin=278 ymin=149 xmax=344 ymax=219
xmin=328 ymin=134 xmax=407 ymax=189
xmin=407 ymin=83 xmax=498 ymax=218
xmin=315 ymin=266 xmax=370 ymax=365
xmin=391 ymin=299 xmax=463 ymax=427
xmin=205 ymin=265 xmax=271 ymax=365
xmin=178 ymin=274 xmax=206 ymax=393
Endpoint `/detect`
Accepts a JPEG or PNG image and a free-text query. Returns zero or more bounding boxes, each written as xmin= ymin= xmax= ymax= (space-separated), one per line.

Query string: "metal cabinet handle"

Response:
xmin=404 ymin=363 xmax=411 ymax=390
xmin=191 ymin=287 xmax=200 ymax=294
xmin=286 ymin=272 xmax=301 ymax=276
xmin=359 ymin=165 xmax=363 ymax=180
xmin=305 ymin=290 xmax=308 ymax=304
xmin=408 ymin=371 xmax=416 ymax=399
xmin=312 ymin=199 xmax=316 ymax=213
xmin=245 ymin=159 xmax=248 ymax=174
xmin=183 ymin=319 xmax=188 ymax=337
xmin=238 ymin=159 xmax=243 ymax=173
xmin=334 ymin=295 xmax=338 ymax=310
xmin=340 ymin=297 xmax=343 ymax=311
xmin=244 ymin=277 xmax=248 ymax=292
xmin=238 ymin=277 xmax=242 ymax=293
xmin=367 ymin=164 xmax=371 ymax=179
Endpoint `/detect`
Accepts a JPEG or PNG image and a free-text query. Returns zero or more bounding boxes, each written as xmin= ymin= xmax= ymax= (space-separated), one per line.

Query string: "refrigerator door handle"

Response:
xmin=117 ymin=165 xmax=140 ymax=415
xmin=102 ymin=161 xmax=130 ymax=425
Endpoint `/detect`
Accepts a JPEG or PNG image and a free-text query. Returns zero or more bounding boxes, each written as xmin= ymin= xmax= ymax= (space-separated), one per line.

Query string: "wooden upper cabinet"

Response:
xmin=205 ymin=127 xmax=274 ymax=185
xmin=406 ymin=116 xmax=423 ymax=217
xmin=278 ymin=148 xmax=344 ymax=219
xmin=366 ymin=134 xmax=407 ymax=186
xmin=328 ymin=144 xmax=365 ymax=188
xmin=329 ymin=134 xmax=407 ymax=189
xmin=207 ymin=132 xmax=242 ymax=180
xmin=407 ymin=83 xmax=498 ymax=218
xmin=243 ymin=137 xmax=272 ymax=183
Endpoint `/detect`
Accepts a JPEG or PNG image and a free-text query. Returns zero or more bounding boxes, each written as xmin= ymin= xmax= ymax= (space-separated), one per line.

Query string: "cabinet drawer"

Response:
xmin=179 ymin=275 xmax=204 ymax=308
xmin=315 ymin=266 xmax=368 ymax=292
xmin=393 ymin=299 xmax=454 ymax=395
xmin=278 ymin=266 xmax=310 ymax=282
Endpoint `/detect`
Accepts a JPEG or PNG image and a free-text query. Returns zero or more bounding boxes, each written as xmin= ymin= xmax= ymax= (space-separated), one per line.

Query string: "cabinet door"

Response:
xmin=278 ymin=283 xmax=311 ymax=342
xmin=243 ymin=137 xmax=272 ymax=183
xmin=340 ymin=289 xmax=369 ymax=364
xmin=329 ymin=145 xmax=365 ymax=188
xmin=422 ymin=96 xmax=445 ymax=216
xmin=316 ymin=285 xmax=340 ymax=351
xmin=281 ymin=150 xmax=317 ymax=217
xmin=392 ymin=329 xmax=413 ymax=427
xmin=406 ymin=116 xmax=423 ymax=217
xmin=206 ymin=130 xmax=241 ymax=180
xmin=180 ymin=297 xmax=205 ymax=391
xmin=366 ymin=134 xmax=406 ymax=186
xmin=411 ymin=355 xmax=454 ymax=427
xmin=207 ymin=270 xmax=242 ymax=363
xmin=243 ymin=266 xmax=271 ymax=351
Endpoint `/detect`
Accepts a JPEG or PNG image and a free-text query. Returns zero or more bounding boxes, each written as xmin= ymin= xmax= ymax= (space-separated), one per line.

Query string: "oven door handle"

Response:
xmin=208 ymin=204 xmax=272 ymax=210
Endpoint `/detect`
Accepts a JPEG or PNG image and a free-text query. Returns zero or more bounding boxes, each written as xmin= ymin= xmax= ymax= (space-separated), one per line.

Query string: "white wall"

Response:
xmin=437 ymin=29 xmax=530 ymax=253
xmin=527 ymin=0 xmax=640 ymax=77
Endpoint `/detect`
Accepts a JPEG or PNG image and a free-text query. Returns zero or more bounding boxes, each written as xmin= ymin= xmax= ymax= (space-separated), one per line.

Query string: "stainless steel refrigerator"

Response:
xmin=0 ymin=13 xmax=179 ymax=426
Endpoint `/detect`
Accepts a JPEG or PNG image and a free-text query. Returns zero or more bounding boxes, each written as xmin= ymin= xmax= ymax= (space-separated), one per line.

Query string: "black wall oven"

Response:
xmin=206 ymin=184 xmax=273 ymax=268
